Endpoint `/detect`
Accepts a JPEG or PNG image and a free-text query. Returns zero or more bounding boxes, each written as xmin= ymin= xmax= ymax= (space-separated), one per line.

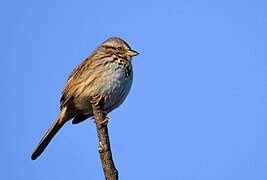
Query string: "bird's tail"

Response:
xmin=31 ymin=108 xmax=67 ymax=160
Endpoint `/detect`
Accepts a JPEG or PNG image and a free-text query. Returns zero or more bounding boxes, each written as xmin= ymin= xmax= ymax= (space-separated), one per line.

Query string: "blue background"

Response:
xmin=1 ymin=0 xmax=267 ymax=179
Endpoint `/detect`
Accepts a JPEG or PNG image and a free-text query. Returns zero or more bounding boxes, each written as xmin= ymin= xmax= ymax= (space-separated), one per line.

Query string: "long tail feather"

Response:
xmin=31 ymin=109 xmax=67 ymax=160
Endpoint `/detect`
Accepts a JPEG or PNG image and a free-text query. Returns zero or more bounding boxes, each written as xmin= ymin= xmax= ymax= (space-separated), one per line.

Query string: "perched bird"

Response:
xmin=31 ymin=37 xmax=138 ymax=160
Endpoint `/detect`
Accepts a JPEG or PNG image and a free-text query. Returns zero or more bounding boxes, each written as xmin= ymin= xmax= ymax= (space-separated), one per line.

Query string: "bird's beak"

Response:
xmin=128 ymin=49 xmax=139 ymax=57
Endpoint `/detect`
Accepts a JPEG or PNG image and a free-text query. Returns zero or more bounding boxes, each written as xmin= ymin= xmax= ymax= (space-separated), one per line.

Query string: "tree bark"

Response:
xmin=90 ymin=96 xmax=119 ymax=180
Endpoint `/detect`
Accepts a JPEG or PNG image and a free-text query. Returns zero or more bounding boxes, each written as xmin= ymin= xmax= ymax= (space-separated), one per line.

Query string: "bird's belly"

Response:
xmin=74 ymin=68 xmax=132 ymax=114
xmin=101 ymin=69 xmax=133 ymax=112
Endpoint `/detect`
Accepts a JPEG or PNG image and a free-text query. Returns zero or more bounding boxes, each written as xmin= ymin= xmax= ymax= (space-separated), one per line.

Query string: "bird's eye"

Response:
xmin=117 ymin=46 xmax=123 ymax=51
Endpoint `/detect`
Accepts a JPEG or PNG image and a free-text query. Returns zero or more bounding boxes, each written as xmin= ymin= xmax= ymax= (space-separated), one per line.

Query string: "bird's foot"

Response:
xmin=99 ymin=117 xmax=109 ymax=125
xmin=90 ymin=94 xmax=104 ymax=105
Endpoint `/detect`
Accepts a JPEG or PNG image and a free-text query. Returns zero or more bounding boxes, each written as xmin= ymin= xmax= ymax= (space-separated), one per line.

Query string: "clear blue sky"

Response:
xmin=1 ymin=0 xmax=267 ymax=179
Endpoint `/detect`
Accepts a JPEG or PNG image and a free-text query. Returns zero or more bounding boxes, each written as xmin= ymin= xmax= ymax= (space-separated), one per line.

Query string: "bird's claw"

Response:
xmin=99 ymin=117 xmax=109 ymax=125
xmin=90 ymin=94 xmax=104 ymax=105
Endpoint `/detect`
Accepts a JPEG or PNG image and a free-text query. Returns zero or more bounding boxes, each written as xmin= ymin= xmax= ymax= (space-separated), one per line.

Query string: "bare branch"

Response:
xmin=91 ymin=96 xmax=119 ymax=180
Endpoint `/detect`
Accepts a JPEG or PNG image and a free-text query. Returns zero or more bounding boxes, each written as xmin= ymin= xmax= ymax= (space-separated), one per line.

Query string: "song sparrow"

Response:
xmin=31 ymin=37 xmax=138 ymax=160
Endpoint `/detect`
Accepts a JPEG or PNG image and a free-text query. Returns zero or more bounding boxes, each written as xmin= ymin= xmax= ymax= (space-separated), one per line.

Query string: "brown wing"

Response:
xmin=60 ymin=57 xmax=91 ymax=109
xmin=59 ymin=49 xmax=110 ymax=109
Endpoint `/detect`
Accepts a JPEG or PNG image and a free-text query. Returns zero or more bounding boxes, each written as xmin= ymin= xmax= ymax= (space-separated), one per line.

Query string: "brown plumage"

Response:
xmin=31 ymin=37 xmax=138 ymax=160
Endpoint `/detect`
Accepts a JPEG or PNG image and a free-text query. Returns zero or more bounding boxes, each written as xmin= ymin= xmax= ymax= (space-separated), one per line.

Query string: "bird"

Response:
xmin=31 ymin=37 xmax=138 ymax=160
